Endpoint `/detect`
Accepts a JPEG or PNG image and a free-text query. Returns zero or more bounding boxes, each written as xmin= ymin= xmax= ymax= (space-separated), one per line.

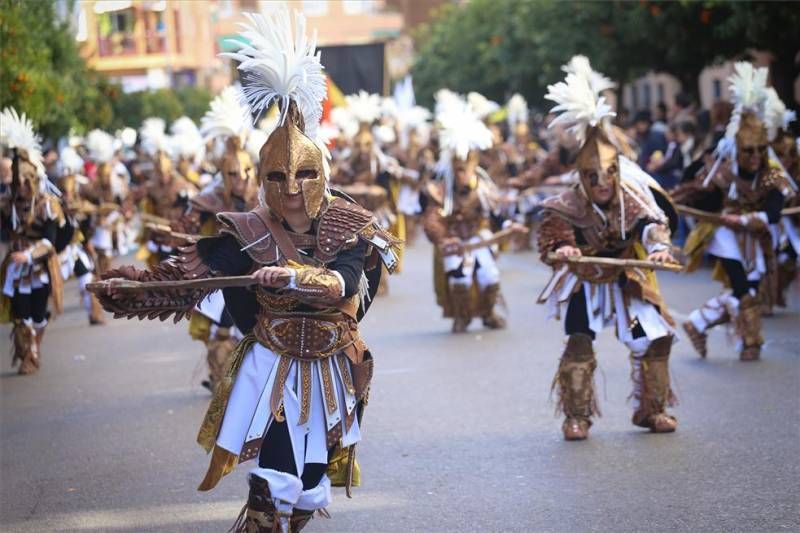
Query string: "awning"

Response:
xmin=93 ymin=0 xmax=132 ymax=14
xmin=217 ymin=34 xmax=250 ymax=53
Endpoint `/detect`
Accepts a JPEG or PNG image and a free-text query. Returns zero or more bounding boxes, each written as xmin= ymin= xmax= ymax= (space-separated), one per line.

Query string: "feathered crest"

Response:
xmin=0 ymin=107 xmax=44 ymax=175
xmin=437 ymin=100 xmax=493 ymax=161
xmin=763 ymin=87 xmax=795 ymax=142
xmin=222 ymin=5 xmax=326 ymax=140
xmin=467 ymin=92 xmax=500 ymax=120
xmin=562 ymin=55 xmax=616 ymax=94
xmin=170 ymin=116 xmax=204 ymax=160
xmin=329 ymin=106 xmax=359 ymax=139
xmin=345 ymin=90 xmax=382 ymax=125
xmin=434 ymin=88 xmax=464 ymax=119
xmin=86 ymin=129 xmax=116 ymax=164
xmin=59 ymin=146 xmax=85 ymax=175
xmin=117 ymin=127 xmax=137 ymax=148
xmin=139 ymin=117 xmax=171 ymax=158
xmin=724 ymin=62 xmax=770 ymax=140
xmin=506 ymin=93 xmax=529 ymax=127
xmin=545 ymin=60 xmax=616 ymax=143
xmin=200 ymin=86 xmax=253 ymax=143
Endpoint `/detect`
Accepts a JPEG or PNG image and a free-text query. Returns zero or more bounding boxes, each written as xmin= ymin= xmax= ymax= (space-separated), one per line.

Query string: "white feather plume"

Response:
xmin=763 ymin=88 xmax=796 ymax=142
xmin=59 ymin=146 xmax=85 ymax=175
xmin=437 ymin=100 xmax=493 ymax=161
xmin=170 ymin=116 xmax=204 ymax=160
xmin=139 ymin=117 xmax=171 ymax=158
xmin=724 ymin=62 xmax=770 ymax=140
xmin=117 ymin=127 xmax=137 ymax=148
xmin=330 ymin=106 xmax=359 ymax=139
xmin=506 ymin=93 xmax=529 ymax=127
xmin=545 ymin=72 xmax=615 ymax=143
xmin=345 ymin=91 xmax=382 ymax=125
xmin=86 ymin=129 xmax=116 ymax=164
xmin=200 ymin=86 xmax=253 ymax=143
xmin=467 ymin=92 xmax=500 ymax=120
xmin=434 ymin=88 xmax=464 ymax=119
xmin=0 ymin=107 xmax=44 ymax=175
xmin=562 ymin=55 xmax=616 ymax=94
xmin=222 ymin=5 xmax=326 ymax=140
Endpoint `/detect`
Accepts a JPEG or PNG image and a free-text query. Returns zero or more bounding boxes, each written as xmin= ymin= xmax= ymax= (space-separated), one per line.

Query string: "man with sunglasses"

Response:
xmin=676 ymin=63 xmax=792 ymax=362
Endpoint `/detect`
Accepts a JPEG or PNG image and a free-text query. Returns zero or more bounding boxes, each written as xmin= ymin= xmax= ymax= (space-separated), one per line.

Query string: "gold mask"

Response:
xmin=12 ymin=150 xmax=40 ymax=202
xmin=772 ymin=132 xmax=799 ymax=175
xmin=354 ymin=126 xmax=374 ymax=156
xmin=221 ymin=143 xmax=255 ymax=205
xmin=576 ymin=127 xmax=619 ymax=203
xmin=258 ymin=115 xmax=326 ymax=219
xmin=735 ymin=112 xmax=768 ymax=173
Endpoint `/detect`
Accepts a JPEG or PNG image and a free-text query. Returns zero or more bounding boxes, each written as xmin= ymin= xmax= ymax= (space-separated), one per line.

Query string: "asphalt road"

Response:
xmin=2 ymin=239 xmax=799 ymax=533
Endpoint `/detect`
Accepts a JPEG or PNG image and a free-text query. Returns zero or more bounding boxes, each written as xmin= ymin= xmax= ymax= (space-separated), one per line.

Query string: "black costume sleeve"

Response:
xmin=196 ymin=234 xmax=254 ymax=276
xmin=764 ymin=189 xmax=784 ymax=224
xmin=329 ymin=240 xmax=368 ymax=298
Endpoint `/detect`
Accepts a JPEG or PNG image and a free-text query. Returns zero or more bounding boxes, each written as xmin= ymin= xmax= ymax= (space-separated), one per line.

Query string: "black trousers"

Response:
xmin=258 ymin=420 xmax=328 ymax=491
xmin=713 ymin=256 xmax=760 ymax=299
xmin=11 ymin=285 xmax=50 ymax=324
xmin=564 ymin=286 xmax=648 ymax=340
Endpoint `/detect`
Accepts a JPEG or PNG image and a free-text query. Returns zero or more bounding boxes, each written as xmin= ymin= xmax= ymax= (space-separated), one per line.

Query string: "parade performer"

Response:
xmin=537 ymin=59 xmax=680 ymax=440
xmin=136 ymin=118 xmax=198 ymax=266
xmin=83 ymin=129 xmax=131 ymax=276
xmin=90 ymin=7 xmax=400 ymax=532
xmin=56 ymin=146 xmax=105 ymax=325
xmin=677 ymin=63 xmax=791 ymax=361
xmin=0 ymin=107 xmax=66 ymax=375
xmin=764 ymin=89 xmax=798 ymax=308
xmin=422 ymin=99 xmax=521 ymax=333
xmin=175 ymin=87 xmax=260 ymax=392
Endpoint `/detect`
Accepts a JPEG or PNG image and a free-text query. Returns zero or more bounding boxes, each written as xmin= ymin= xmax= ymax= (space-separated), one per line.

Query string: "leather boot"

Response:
xmin=478 ymin=283 xmax=506 ymax=330
xmin=88 ymin=293 xmax=106 ymax=325
xmin=737 ymin=294 xmax=764 ymax=361
xmin=206 ymin=328 xmax=236 ymax=392
xmin=776 ymin=260 xmax=797 ymax=308
xmin=13 ymin=321 xmax=39 ymax=375
xmin=632 ymin=336 xmax=678 ymax=433
xmin=554 ymin=333 xmax=596 ymax=441
xmin=449 ymin=283 xmax=473 ymax=333
xmin=229 ymin=475 xmax=276 ymax=533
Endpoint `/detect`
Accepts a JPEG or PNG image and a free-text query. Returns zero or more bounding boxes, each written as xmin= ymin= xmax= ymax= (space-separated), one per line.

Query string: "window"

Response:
xmin=97 ymin=8 xmax=136 ymax=57
xmin=144 ymin=9 xmax=167 ymax=53
xmin=642 ymin=83 xmax=652 ymax=110
xmin=713 ymin=79 xmax=722 ymax=100
xmin=657 ymin=82 xmax=664 ymax=103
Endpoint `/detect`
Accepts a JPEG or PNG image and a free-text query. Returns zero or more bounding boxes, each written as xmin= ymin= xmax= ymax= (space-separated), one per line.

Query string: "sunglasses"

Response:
xmin=740 ymin=145 xmax=767 ymax=156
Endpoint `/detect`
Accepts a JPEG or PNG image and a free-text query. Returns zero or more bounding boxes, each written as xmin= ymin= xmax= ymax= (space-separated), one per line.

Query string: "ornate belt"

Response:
xmin=253 ymin=313 xmax=356 ymax=360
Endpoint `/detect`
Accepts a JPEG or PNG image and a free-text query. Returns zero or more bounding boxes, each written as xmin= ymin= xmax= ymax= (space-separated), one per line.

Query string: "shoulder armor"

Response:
xmin=760 ymin=166 xmax=793 ymax=195
xmin=217 ymin=206 xmax=278 ymax=264
xmin=541 ymin=188 xmax=593 ymax=228
xmin=35 ymin=193 xmax=65 ymax=225
xmin=316 ymin=197 xmax=374 ymax=258
xmin=423 ymin=181 xmax=444 ymax=207
xmin=191 ymin=188 xmax=227 ymax=215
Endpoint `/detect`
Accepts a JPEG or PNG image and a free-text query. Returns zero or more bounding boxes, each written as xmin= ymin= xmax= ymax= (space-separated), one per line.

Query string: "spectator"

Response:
xmin=652 ymin=102 xmax=669 ymax=135
xmin=633 ymin=110 xmax=668 ymax=170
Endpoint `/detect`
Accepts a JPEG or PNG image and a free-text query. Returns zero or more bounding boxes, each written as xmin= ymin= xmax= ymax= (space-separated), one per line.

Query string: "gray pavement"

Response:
xmin=1 ymin=239 xmax=799 ymax=532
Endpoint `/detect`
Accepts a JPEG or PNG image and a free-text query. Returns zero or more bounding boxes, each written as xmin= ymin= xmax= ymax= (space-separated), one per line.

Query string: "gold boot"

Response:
xmin=205 ymin=328 xmax=236 ymax=392
xmin=553 ymin=333 xmax=597 ymax=441
xmin=737 ymin=294 xmax=764 ymax=361
xmin=12 ymin=321 xmax=39 ymax=375
xmin=88 ymin=293 xmax=106 ymax=325
xmin=449 ymin=283 xmax=473 ymax=333
xmin=632 ymin=336 xmax=677 ymax=433
xmin=478 ymin=283 xmax=506 ymax=330
xmin=229 ymin=475 xmax=276 ymax=533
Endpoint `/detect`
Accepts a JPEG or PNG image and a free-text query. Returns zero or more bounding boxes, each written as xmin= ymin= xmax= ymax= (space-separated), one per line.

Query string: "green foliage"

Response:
xmin=0 ymin=0 xmax=212 ymax=140
xmin=412 ymin=0 xmax=800 ymax=109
